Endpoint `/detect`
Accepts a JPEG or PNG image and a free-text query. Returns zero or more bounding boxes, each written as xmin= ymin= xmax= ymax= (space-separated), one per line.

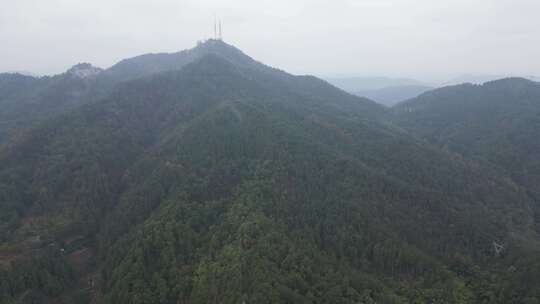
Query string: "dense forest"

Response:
xmin=0 ymin=40 xmax=539 ymax=303
xmin=393 ymin=79 xmax=540 ymax=204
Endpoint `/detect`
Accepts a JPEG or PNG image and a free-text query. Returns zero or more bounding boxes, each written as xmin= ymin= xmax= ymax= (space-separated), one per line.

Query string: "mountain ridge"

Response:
xmin=0 ymin=40 xmax=383 ymax=147
xmin=392 ymin=76 xmax=540 ymax=223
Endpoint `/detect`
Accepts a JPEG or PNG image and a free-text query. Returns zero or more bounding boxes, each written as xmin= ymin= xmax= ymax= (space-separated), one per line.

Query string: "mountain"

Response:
xmin=354 ymin=85 xmax=434 ymax=106
xmin=443 ymin=74 xmax=540 ymax=86
xmin=0 ymin=40 xmax=384 ymax=146
xmin=0 ymin=40 xmax=257 ymax=145
xmin=0 ymin=41 xmax=250 ymax=145
xmin=391 ymin=79 xmax=540 ymax=302
xmin=393 ymin=78 xmax=540 ymax=202
xmin=0 ymin=65 xmax=108 ymax=144
xmin=4 ymin=71 xmax=39 ymax=77
xmin=0 ymin=41 xmax=539 ymax=304
xmin=67 ymin=63 xmax=103 ymax=79
xmin=100 ymin=39 xmax=267 ymax=84
xmin=325 ymin=76 xmax=430 ymax=92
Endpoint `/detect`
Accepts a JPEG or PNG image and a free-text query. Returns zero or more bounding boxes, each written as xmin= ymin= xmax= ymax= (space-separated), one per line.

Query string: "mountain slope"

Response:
xmin=100 ymin=39 xmax=254 ymax=83
xmin=393 ymin=78 xmax=540 ymax=202
xmin=92 ymin=61 xmax=540 ymax=303
xmin=391 ymin=78 xmax=540 ymax=301
xmin=0 ymin=64 xmax=107 ymax=145
xmin=0 ymin=40 xmax=382 ymax=148
xmin=0 ymin=45 xmax=539 ymax=303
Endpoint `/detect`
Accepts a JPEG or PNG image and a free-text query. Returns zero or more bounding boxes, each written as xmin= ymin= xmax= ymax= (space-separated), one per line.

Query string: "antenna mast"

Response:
xmin=219 ymin=20 xmax=222 ymax=40
xmin=213 ymin=15 xmax=217 ymax=39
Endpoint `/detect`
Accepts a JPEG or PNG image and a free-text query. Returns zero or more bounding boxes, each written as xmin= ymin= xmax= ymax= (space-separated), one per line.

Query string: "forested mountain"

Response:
xmin=1 ymin=41 xmax=540 ymax=304
xmin=392 ymin=79 xmax=540 ymax=301
xmin=442 ymin=74 xmax=539 ymax=86
xmin=393 ymin=78 xmax=540 ymax=202
xmin=100 ymin=39 xmax=273 ymax=84
xmin=0 ymin=39 xmax=381 ymax=146
xmin=0 ymin=65 xmax=105 ymax=144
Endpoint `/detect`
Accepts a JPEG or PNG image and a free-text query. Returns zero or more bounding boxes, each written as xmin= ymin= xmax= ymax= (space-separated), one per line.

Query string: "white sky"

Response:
xmin=1 ymin=0 xmax=539 ymax=81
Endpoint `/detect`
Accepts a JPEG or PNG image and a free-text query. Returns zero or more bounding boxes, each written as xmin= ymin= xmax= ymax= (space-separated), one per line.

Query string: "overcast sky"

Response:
xmin=1 ymin=0 xmax=539 ymax=81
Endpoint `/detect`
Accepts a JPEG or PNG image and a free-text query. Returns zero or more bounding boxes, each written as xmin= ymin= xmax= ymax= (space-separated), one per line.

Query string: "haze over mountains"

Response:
xmin=0 ymin=40 xmax=539 ymax=304
xmin=7 ymin=62 xmax=537 ymax=109
xmin=326 ymin=75 xmax=540 ymax=106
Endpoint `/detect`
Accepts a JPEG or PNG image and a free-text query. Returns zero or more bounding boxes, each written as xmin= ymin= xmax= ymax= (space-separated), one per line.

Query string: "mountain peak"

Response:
xmin=67 ymin=63 xmax=103 ymax=79
xmin=482 ymin=77 xmax=536 ymax=87
xmin=190 ymin=39 xmax=255 ymax=66
xmin=193 ymin=39 xmax=236 ymax=52
xmin=102 ymin=39 xmax=260 ymax=83
xmin=194 ymin=38 xmax=229 ymax=48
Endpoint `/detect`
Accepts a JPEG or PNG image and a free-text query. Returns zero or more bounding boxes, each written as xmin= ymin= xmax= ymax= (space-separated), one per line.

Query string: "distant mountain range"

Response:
xmin=325 ymin=77 xmax=434 ymax=106
xmin=353 ymin=85 xmax=434 ymax=106
xmin=4 ymin=71 xmax=40 ymax=77
xmin=325 ymin=76 xmax=430 ymax=92
xmin=1 ymin=40 xmax=540 ymax=303
xmin=443 ymin=74 xmax=540 ymax=86
xmin=326 ymin=75 xmax=540 ymax=106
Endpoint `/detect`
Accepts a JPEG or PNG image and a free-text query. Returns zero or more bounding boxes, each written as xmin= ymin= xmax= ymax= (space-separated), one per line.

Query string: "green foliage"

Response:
xmin=393 ymin=78 xmax=540 ymax=203
xmin=0 ymin=247 xmax=73 ymax=303
xmin=0 ymin=42 xmax=539 ymax=303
